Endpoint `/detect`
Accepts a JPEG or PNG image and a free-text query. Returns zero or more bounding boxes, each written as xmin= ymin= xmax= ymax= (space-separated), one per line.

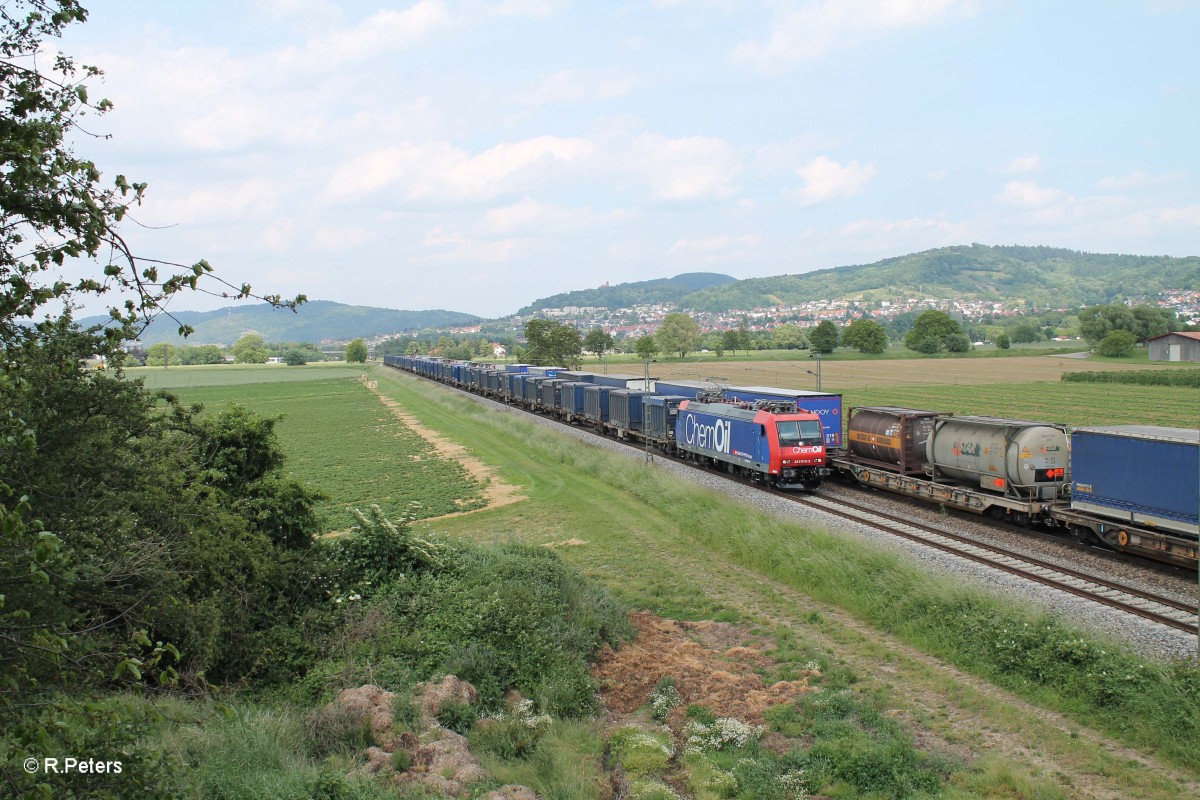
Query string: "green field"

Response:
xmin=160 ymin=365 xmax=486 ymax=530
xmin=128 ymin=362 xmax=366 ymax=389
xmin=841 ymin=381 xmax=1197 ymax=428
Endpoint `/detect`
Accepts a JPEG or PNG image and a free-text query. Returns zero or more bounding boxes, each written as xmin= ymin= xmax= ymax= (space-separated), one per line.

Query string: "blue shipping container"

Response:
xmin=1070 ymin=426 xmax=1199 ymax=536
xmin=652 ymin=379 xmax=726 ymax=400
xmin=644 ymin=395 xmax=688 ymax=440
xmin=722 ymin=386 xmax=844 ymax=447
xmin=583 ymin=385 xmax=612 ymax=422
xmin=559 ymin=382 xmax=590 ymax=416
xmin=610 ymin=389 xmax=647 ymax=431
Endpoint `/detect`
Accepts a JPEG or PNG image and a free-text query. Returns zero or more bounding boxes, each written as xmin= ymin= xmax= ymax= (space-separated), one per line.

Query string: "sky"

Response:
xmin=52 ymin=0 xmax=1200 ymax=319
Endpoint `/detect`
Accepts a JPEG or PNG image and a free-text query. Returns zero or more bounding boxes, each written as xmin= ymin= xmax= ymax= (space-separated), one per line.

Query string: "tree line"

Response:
xmin=137 ymin=335 xmax=370 ymax=366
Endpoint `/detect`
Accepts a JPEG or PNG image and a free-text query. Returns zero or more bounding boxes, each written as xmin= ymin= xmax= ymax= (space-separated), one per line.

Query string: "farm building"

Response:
xmin=1146 ymin=331 xmax=1200 ymax=362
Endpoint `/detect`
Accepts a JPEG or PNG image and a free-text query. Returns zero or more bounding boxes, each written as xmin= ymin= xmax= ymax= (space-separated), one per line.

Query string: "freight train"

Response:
xmin=382 ymin=355 xmax=1198 ymax=570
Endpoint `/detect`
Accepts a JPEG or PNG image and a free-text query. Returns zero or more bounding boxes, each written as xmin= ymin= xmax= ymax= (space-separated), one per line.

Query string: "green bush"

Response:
xmin=436 ymin=700 xmax=478 ymax=734
xmin=774 ymin=689 xmax=953 ymax=798
xmin=650 ymin=676 xmax=683 ymax=720
xmin=1096 ymin=330 xmax=1136 ymax=356
xmin=609 ymin=726 xmax=674 ymax=777
xmin=470 ymin=700 xmax=553 ymax=759
xmin=302 ymin=703 xmax=375 ymax=758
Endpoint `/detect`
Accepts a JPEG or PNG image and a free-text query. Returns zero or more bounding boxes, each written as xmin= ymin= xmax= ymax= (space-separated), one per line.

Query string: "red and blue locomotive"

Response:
xmin=674 ymin=399 xmax=829 ymax=491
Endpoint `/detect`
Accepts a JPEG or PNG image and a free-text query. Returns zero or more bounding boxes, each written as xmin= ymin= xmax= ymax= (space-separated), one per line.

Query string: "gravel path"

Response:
xmin=473 ymin=394 xmax=1199 ymax=663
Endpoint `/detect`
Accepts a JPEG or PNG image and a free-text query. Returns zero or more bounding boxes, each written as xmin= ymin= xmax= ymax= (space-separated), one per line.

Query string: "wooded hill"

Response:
xmin=679 ymin=245 xmax=1200 ymax=312
xmin=520 ymin=246 xmax=1199 ymax=315
xmin=517 ymin=271 xmax=737 ymax=315
xmin=80 ymin=301 xmax=481 ymax=346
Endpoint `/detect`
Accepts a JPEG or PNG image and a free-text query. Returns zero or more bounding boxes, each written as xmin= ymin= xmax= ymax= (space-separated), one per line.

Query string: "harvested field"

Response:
xmin=654 ymin=353 xmax=1179 ymax=389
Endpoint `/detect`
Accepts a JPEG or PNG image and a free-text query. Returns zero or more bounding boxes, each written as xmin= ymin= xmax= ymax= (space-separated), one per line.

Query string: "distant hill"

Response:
xmin=677 ymin=245 xmax=1200 ymax=312
xmin=518 ymin=272 xmax=737 ymax=314
xmin=80 ymin=301 xmax=481 ymax=346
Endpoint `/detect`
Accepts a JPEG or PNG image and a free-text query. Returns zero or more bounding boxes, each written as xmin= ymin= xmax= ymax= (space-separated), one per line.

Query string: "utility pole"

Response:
xmin=644 ymin=358 xmax=653 ymax=463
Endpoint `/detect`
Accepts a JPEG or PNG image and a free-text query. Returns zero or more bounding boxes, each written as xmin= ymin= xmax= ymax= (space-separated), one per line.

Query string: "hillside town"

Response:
xmin=414 ymin=289 xmax=1200 ymax=345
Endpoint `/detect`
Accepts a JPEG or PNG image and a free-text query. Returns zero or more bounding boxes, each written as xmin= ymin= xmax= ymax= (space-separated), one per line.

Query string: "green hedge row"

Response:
xmin=1062 ymin=369 xmax=1200 ymax=387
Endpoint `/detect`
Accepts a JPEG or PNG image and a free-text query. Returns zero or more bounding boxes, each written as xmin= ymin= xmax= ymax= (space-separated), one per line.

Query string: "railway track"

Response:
xmin=773 ymin=489 xmax=1198 ymax=635
xmin=385 ymin=365 xmax=1200 ymax=637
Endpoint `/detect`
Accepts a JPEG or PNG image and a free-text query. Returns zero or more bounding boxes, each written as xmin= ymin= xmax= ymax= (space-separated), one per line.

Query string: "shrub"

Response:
xmin=436 ymin=700 xmax=478 ymax=734
xmin=609 ymin=726 xmax=674 ymax=777
xmin=630 ymin=779 xmax=681 ymax=799
xmin=1096 ymin=330 xmax=1136 ymax=357
xmin=683 ymin=717 xmax=763 ymax=754
xmin=303 ymin=704 xmax=375 ymax=758
xmin=650 ymin=676 xmax=683 ymax=721
xmin=470 ymin=699 xmax=553 ymax=759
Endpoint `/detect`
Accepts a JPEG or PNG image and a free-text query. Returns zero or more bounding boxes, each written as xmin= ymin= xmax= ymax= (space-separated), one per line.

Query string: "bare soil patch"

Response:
xmin=592 ymin=611 xmax=819 ymax=725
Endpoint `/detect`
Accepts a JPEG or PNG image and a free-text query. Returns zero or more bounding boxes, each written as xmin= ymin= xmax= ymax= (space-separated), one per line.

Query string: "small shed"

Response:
xmin=1146 ymin=331 xmax=1200 ymax=362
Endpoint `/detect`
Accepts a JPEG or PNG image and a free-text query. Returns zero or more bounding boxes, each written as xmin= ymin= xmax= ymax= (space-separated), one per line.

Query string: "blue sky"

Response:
xmin=57 ymin=1 xmax=1199 ymax=318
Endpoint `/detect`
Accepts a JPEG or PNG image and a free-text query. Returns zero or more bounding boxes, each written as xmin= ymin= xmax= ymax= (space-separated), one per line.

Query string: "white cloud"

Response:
xmin=312 ymin=225 xmax=370 ymax=251
xmin=1153 ymin=204 xmax=1200 ymax=225
xmin=419 ymin=225 xmax=523 ymax=262
xmin=925 ymin=168 xmax=950 ymax=181
xmin=1096 ymin=170 xmax=1183 ymax=190
xmin=630 ymin=134 xmax=740 ymax=201
xmin=1003 ymin=154 xmax=1042 ymax=174
xmin=280 ymin=1 xmax=452 ymax=67
xmin=487 ymin=0 xmax=563 ymax=17
xmin=145 ymin=177 xmax=282 ymax=223
xmin=323 ymin=136 xmax=595 ymax=203
xmin=518 ymin=69 xmax=638 ymax=105
xmin=668 ymin=234 xmax=760 ymax=256
xmin=480 ymin=200 xmax=631 ymax=235
xmin=996 ymin=180 xmax=1064 ymax=208
xmin=734 ymin=0 xmax=978 ymax=71
xmin=789 ymin=156 xmax=876 ymax=205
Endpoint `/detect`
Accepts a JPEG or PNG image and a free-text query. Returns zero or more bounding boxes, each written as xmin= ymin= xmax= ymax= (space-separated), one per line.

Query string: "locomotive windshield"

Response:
xmin=776 ymin=420 xmax=823 ymax=447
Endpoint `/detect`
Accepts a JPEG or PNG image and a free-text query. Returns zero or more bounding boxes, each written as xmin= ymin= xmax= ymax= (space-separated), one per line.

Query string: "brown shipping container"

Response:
xmin=847 ymin=407 xmax=943 ymax=475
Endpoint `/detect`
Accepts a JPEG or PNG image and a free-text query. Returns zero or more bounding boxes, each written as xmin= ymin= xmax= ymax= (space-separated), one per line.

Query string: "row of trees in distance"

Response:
xmin=139 ymin=335 xmax=369 ymax=366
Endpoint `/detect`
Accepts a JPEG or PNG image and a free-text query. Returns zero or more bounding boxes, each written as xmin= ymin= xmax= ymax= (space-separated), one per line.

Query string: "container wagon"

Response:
xmin=1049 ymin=426 xmax=1198 ymax=566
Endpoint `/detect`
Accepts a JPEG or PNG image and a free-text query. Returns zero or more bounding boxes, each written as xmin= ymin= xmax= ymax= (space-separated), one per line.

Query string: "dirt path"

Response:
xmin=369 ymin=383 xmax=527 ymax=522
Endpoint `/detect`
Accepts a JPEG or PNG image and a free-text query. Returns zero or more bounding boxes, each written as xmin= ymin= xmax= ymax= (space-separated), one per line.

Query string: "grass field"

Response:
xmin=128 ymin=361 xmax=365 ymax=389
xmin=153 ymin=365 xmax=487 ymax=530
